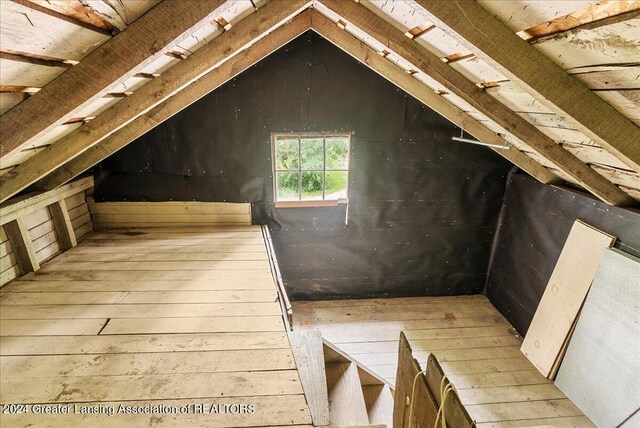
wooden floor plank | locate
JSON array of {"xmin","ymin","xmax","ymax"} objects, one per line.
[
  {"xmin": 18, "ymin": 270, "xmax": 274, "ymax": 281},
  {"xmin": 0, "ymin": 332, "xmax": 290, "ymax": 356},
  {"xmin": 0, "ymin": 290, "xmax": 278, "ymax": 305},
  {"xmin": 348, "ymin": 346, "xmax": 524, "ymax": 365},
  {"xmin": 448, "ymin": 370, "xmax": 551, "ymax": 389},
  {"xmin": 0, "ymin": 395, "xmax": 312, "ymax": 428},
  {"xmin": 57, "ymin": 251, "xmax": 268, "ymax": 261},
  {"xmin": 0, "ymin": 319, "xmax": 106, "ymax": 336},
  {"xmin": 0, "ymin": 302, "xmax": 282, "ymax": 319},
  {"xmin": 100, "ymin": 316, "xmax": 285, "ymax": 335},
  {"xmin": 337, "ymin": 335, "xmax": 522, "ymax": 354},
  {"xmin": 71, "ymin": 243, "xmax": 268, "ymax": 253},
  {"xmin": 475, "ymin": 416, "xmax": 596, "ymax": 427},
  {"xmin": 0, "ymin": 370, "xmax": 303, "ymax": 403},
  {"xmin": 325, "ymin": 326, "xmax": 516, "ymax": 343},
  {"xmin": 40, "ymin": 260, "xmax": 272, "ymax": 271},
  {"xmin": 362, "ymin": 356, "xmax": 533, "ymax": 379},
  {"xmin": 0, "ymin": 278, "xmax": 276, "ymax": 292},
  {"xmin": 457, "ymin": 384, "xmax": 566, "ymax": 405},
  {"xmin": 466, "ymin": 399, "xmax": 584, "ymax": 422},
  {"xmin": 1, "ymin": 349, "xmax": 295, "ymax": 378}
]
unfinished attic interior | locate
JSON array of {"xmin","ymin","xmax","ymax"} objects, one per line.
[{"xmin": 1, "ymin": 1, "xmax": 640, "ymax": 427}]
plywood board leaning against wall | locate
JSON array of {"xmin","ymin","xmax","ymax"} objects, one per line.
[
  {"xmin": 555, "ymin": 248, "xmax": 640, "ymax": 427},
  {"xmin": 520, "ymin": 219, "xmax": 616, "ymax": 378}
]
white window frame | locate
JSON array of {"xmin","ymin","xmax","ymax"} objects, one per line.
[{"xmin": 271, "ymin": 132, "xmax": 351, "ymax": 208}]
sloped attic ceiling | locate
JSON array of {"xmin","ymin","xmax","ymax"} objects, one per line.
[{"xmin": 0, "ymin": 0, "xmax": 638, "ymax": 206}]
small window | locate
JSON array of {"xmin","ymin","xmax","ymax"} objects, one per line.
[{"xmin": 272, "ymin": 132, "xmax": 350, "ymax": 207}]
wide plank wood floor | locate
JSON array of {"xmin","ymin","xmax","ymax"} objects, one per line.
[
  {"xmin": 292, "ymin": 296, "xmax": 596, "ymax": 427},
  {"xmin": 0, "ymin": 226, "xmax": 312, "ymax": 427}
]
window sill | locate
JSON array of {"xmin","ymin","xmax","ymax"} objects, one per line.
[{"xmin": 275, "ymin": 199, "xmax": 348, "ymax": 208}]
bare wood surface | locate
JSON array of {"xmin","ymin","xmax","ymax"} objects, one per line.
[
  {"xmin": 294, "ymin": 294, "xmax": 591, "ymax": 424},
  {"xmin": 319, "ymin": 0, "xmax": 635, "ymax": 206},
  {"xmin": 0, "ymin": 225, "xmax": 313, "ymax": 426},
  {"xmin": 0, "ymin": 0, "xmax": 227, "ymax": 157},
  {"xmin": 417, "ymin": 0, "xmax": 640, "ymax": 174}
]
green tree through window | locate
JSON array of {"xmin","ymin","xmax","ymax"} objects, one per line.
[{"xmin": 273, "ymin": 133, "xmax": 350, "ymax": 203}]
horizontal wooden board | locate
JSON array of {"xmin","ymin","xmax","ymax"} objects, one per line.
[
  {"xmin": 0, "ymin": 57, "xmax": 67, "ymax": 87},
  {"xmin": 89, "ymin": 202, "xmax": 252, "ymax": 228},
  {"xmin": 100, "ymin": 316, "xmax": 285, "ymax": 335},
  {"xmin": 1, "ymin": 348, "xmax": 295, "ymax": 377},
  {"xmin": 65, "ymin": 192, "xmax": 87, "ymax": 210},
  {"xmin": 293, "ymin": 295, "xmax": 487, "ymax": 307},
  {"xmin": 39, "ymin": 259, "xmax": 272, "ymax": 271},
  {"xmin": 0, "ymin": 302, "xmax": 282, "ymax": 319},
  {"xmin": 0, "ymin": 1, "xmax": 109, "ymax": 61},
  {"xmin": 0, "ymin": 264, "xmax": 20, "ymax": 286},
  {"xmin": 89, "ymin": 201, "xmax": 251, "ymax": 214},
  {"xmin": 466, "ymin": 398, "xmax": 584, "ymax": 422},
  {"xmin": 0, "ymin": 289, "xmax": 277, "ymax": 305},
  {"xmin": 349, "ymin": 346, "xmax": 524, "ymax": 365},
  {"xmin": 475, "ymin": 416, "xmax": 595, "ymax": 427},
  {"xmin": 0, "ymin": 370, "xmax": 303, "ymax": 403},
  {"xmin": 0, "ymin": 395, "xmax": 311, "ymax": 428},
  {"xmin": 0, "ymin": 332, "xmax": 290, "ymax": 356},
  {"xmin": 533, "ymin": 17, "xmax": 640, "ymax": 69},
  {"xmin": 18, "ymin": 269, "xmax": 274, "ymax": 281},
  {"xmin": 89, "ymin": 230, "xmax": 263, "ymax": 240},
  {"xmin": 72, "ymin": 243, "xmax": 267, "ymax": 253},
  {"xmin": 55, "ymin": 251, "xmax": 268, "ymax": 262},
  {"xmin": 23, "ymin": 206, "xmax": 52, "ymax": 230},
  {"xmin": 0, "ymin": 319, "xmax": 105, "ymax": 336},
  {"xmin": 306, "ymin": 317, "xmax": 510, "ymax": 338},
  {"xmin": 448, "ymin": 370, "xmax": 551, "ymax": 389},
  {"xmin": 337, "ymin": 335, "xmax": 522, "ymax": 354},
  {"xmin": 457, "ymin": 383, "xmax": 566, "ymax": 405},
  {"xmin": 1, "ymin": 278, "xmax": 275, "ymax": 292}
]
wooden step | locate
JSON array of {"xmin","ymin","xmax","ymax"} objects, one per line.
[
  {"xmin": 362, "ymin": 384, "xmax": 394, "ymax": 427},
  {"xmin": 290, "ymin": 330, "xmax": 330, "ymax": 426},
  {"xmin": 326, "ymin": 362, "xmax": 369, "ymax": 426},
  {"xmin": 323, "ymin": 339, "xmax": 391, "ymax": 387}
]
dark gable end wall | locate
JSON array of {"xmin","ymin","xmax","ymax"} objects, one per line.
[
  {"xmin": 486, "ymin": 172, "xmax": 640, "ymax": 336},
  {"xmin": 94, "ymin": 31, "xmax": 513, "ymax": 300}
]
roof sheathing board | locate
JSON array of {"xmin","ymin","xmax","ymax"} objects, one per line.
[
  {"xmin": 0, "ymin": 1, "xmax": 110, "ymax": 62},
  {"xmin": 477, "ymin": 0, "xmax": 595, "ymax": 32},
  {"xmin": 0, "ymin": 0, "xmax": 260, "ymax": 169}
]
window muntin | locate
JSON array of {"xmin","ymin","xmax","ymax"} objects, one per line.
[{"xmin": 273, "ymin": 133, "xmax": 350, "ymax": 205}]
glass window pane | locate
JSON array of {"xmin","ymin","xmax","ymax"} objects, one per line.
[
  {"xmin": 300, "ymin": 138, "xmax": 324, "ymax": 170},
  {"xmin": 276, "ymin": 171, "xmax": 299, "ymax": 201},
  {"xmin": 325, "ymin": 171, "xmax": 348, "ymax": 200},
  {"xmin": 301, "ymin": 171, "xmax": 323, "ymax": 200},
  {"xmin": 275, "ymin": 138, "xmax": 299, "ymax": 170},
  {"xmin": 325, "ymin": 137, "xmax": 349, "ymax": 169}
]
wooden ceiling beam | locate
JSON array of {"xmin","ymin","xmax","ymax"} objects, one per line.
[
  {"xmin": 36, "ymin": 9, "xmax": 558, "ymax": 192},
  {"xmin": 35, "ymin": 11, "xmax": 313, "ymax": 191},
  {"xmin": 0, "ymin": 0, "xmax": 311, "ymax": 202},
  {"xmin": 414, "ymin": 0, "xmax": 640, "ymax": 174},
  {"xmin": 309, "ymin": 11, "xmax": 558, "ymax": 186},
  {"xmin": 318, "ymin": 0, "xmax": 635, "ymax": 207},
  {"xmin": 0, "ymin": 0, "xmax": 228, "ymax": 158}
]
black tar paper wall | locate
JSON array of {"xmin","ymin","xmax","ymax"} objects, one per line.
[
  {"xmin": 486, "ymin": 172, "xmax": 640, "ymax": 336},
  {"xmin": 95, "ymin": 32, "xmax": 513, "ymax": 300}
]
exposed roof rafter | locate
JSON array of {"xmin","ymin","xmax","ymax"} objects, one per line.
[
  {"xmin": 0, "ymin": 0, "xmax": 312, "ymax": 202},
  {"xmin": 0, "ymin": 0, "xmax": 229, "ymax": 158},
  {"xmin": 318, "ymin": 0, "xmax": 635, "ymax": 207},
  {"xmin": 36, "ymin": 10, "xmax": 314, "ymax": 191},
  {"xmin": 35, "ymin": 9, "xmax": 558, "ymax": 191},
  {"xmin": 414, "ymin": 0, "xmax": 640, "ymax": 174}
]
